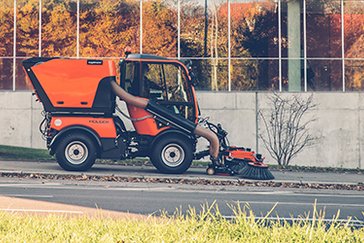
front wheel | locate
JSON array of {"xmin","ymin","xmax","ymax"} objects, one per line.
[
  {"xmin": 150, "ymin": 136, "xmax": 193, "ymax": 174},
  {"xmin": 55, "ymin": 133, "xmax": 98, "ymax": 171}
]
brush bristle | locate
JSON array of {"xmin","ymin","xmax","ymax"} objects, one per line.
[
  {"xmin": 238, "ymin": 164, "xmax": 275, "ymax": 180},
  {"xmin": 230, "ymin": 162, "xmax": 247, "ymax": 174}
]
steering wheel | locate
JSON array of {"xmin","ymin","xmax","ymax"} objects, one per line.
[{"xmin": 198, "ymin": 116, "xmax": 210, "ymax": 124}]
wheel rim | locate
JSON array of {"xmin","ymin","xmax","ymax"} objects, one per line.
[
  {"xmin": 65, "ymin": 141, "xmax": 88, "ymax": 165},
  {"xmin": 161, "ymin": 143, "xmax": 185, "ymax": 167}
]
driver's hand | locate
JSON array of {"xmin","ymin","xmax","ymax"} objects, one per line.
[
  {"xmin": 198, "ymin": 116, "xmax": 210, "ymax": 126},
  {"xmin": 147, "ymin": 79, "xmax": 162, "ymax": 90}
]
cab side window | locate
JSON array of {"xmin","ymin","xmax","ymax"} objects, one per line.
[
  {"xmin": 142, "ymin": 63, "xmax": 190, "ymax": 103},
  {"xmin": 123, "ymin": 62, "xmax": 138, "ymax": 96}
]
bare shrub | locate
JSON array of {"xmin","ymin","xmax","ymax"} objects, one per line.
[{"xmin": 259, "ymin": 93, "xmax": 317, "ymax": 168}]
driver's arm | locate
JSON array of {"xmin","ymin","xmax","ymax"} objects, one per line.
[{"xmin": 111, "ymin": 81, "xmax": 148, "ymax": 108}]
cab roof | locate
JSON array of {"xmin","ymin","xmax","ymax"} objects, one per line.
[{"xmin": 125, "ymin": 54, "xmax": 169, "ymax": 60}]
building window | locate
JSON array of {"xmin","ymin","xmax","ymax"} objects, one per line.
[
  {"xmin": 0, "ymin": 0, "xmax": 14, "ymax": 90},
  {"xmin": 306, "ymin": 0, "xmax": 342, "ymax": 91},
  {"xmin": 142, "ymin": 0, "xmax": 177, "ymax": 57},
  {"xmin": 344, "ymin": 0, "xmax": 364, "ymax": 91},
  {"xmin": 0, "ymin": 58, "xmax": 13, "ymax": 90},
  {"xmin": 42, "ymin": 0, "xmax": 77, "ymax": 57},
  {"xmin": 80, "ymin": 0, "xmax": 140, "ymax": 57},
  {"xmin": 181, "ymin": 0, "xmax": 228, "ymax": 58},
  {"xmin": 230, "ymin": 1, "xmax": 278, "ymax": 91}
]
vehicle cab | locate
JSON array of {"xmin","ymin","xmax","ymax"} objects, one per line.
[{"xmin": 119, "ymin": 54, "xmax": 199, "ymax": 125}]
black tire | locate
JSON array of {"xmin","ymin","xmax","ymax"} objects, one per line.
[
  {"xmin": 150, "ymin": 135, "xmax": 193, "ymax": 174},
  {"xmin": 55, "ymin": 133, "xmax": 98, "ymax": 171}
]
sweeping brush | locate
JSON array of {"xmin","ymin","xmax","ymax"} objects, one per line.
[
  {"xmin": 224, "ymin": 158, "xmax": 248, "ymax": 173},
  {"xmin": 238, "ymin": 162, "xmax": 275, "ymax": 180}
]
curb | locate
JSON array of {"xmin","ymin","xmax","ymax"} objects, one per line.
[{"xmin": 0, "ymin": 171, "xmax": 363, "ymax": 191}]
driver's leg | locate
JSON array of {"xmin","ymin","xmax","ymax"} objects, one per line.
[{"xmin": 194, "ymin": 125, "xmax": 220, "ymax": 162}]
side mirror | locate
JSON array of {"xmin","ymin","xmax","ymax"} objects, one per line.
[
  {"xmin": 181, "ymin": 59, "xmax": 198, "ymax": 86},
  {"xmin": 185, "ymin": 60, "xmax": 198, "ymax": 86},
  {"xmin": 189, "ymin": 71, "xmax": 197, "ymax": 86}
]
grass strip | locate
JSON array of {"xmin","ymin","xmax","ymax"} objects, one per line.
[
  {"xmin": 0, "ymin": 203, "xmax": 362, "ymax": 242},
  {"xmin": 0, "ymin": 145, "xmax": 52, "ymax": 161}
]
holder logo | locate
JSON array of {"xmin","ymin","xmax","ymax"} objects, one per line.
[
  {"xmin": 87, "ymin": 60, "xmax": 103, "ymax": 65},
  {"xmin": 89, "ymin": 120, "xmax": 109, "ymax": 124}
]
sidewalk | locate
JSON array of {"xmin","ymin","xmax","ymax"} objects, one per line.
[
  {"xmin": 0, "ymin": 160, "xmax": 362, "ymax": 186},
  {"xmin": 0, "ymin": 195, "xmax": 145, "ymax": 219}
]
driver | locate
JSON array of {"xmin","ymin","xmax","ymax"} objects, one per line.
[
  {"xmin": 142, "ymin": 63, "xmax": 162, "ymax": 96},
  {"xmin": 110, "ymin": 81, "xmax": 221, "ymax": 164}
]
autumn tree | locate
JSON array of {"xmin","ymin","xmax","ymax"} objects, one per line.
[
  {"xmin": 80, "ymin": 0, "xmax": 139, "ymax": 57},
  {"xmin": 41, "ymin": 0, "xmax": 77, "ymax": 57},
  {"xmin": 0, "ymin": 0, "xmax": 13, "ymax": 57},
  {"xmin": 15, "ymin": 0, "xmax": 40, "ymax": 89},
  {"xmin": 0, "ymin": 0, "xmax": 14, "ymax": 89},
  {"xmin": 142, "ymin": 0, "xmax": 177, "ymax": 57},
  {"xmin": 16, "ymin": 0, "xmax": 39, "ymax": 57}
]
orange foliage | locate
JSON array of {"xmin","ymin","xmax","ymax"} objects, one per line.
[
  {"xmin": 142, "ymin": 0, "xmax": 177, "ymax": 57},
  {"xmin": 219, "ymin": 2, "xmax": 275, "ymax": 21}
]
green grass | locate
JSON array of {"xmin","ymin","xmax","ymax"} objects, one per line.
[
  {"xmin": 0, "ymin": 204, "xmax": 362, "ymax": 242},
  {"xmin": 0, "ymin": 145, "xmax": 52, "ymax": 161}
]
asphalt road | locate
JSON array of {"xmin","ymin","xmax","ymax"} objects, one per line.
[
  {"xmin": 0, "ymin": 177, "xmax": 363, "ymax": 222},
  {"xmin": 0, "ymin": 160, "xmax": 363, "ymax": 223}
]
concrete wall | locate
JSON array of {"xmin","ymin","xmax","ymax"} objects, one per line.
[
  {"xmin": 1, "ymin": 91, "xmax": 363, "ymax": 169},
  {"xmin": 197, "ymin": 92, "xmax": 363, "ymax": 169}
]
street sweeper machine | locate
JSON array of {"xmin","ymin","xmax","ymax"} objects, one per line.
[{"xmin": 22, "ymin": 53, "xmax": 274, "ymax": 180}]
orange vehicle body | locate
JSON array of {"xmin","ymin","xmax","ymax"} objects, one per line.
[
  {"xmin": 227, "ymin": 149, "xmax": 258, "ymax": 162},
  {"xmin": 32, "ymin": 59, "xmax": 116, "ymax": 109},
  {"xmin": 127, "ymin": 105, "xmax": 168, "ymax": 136},
  {"xmin": 49, "ymin": 117, "xmax": 117, "ymax": 138}
]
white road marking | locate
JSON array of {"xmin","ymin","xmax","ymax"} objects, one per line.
[
  {"xmin": 0, "ymin": 184, "xmax": 176, "ymax": 192},
  {"xmin": 222, "ymin": 215, "xmax": 364, "ymax": 224},
  {"xmin": 0, "ymin": 183, "xmax": 363, "ymax": 198},
  {"xmin": 230, "ymin": 201, "xmax": 364, "ymax": 208},
  {"xmin": 0, "ymin": 183, "xmax": 62, "ymax": 187},
  {"xmin": 174, "ymin": 190, "xmax": 364, "ymax": 198},
  {"xmin": 0, "ymin": 208, "xmax": 84, "ymax": 214},
  {"xmin": 2, "ymin": 194, "xmax": 53, "ymax": 198},
  {"xmin": 104, "ymin": 187, "xmax": 175, "ymax": 192}
]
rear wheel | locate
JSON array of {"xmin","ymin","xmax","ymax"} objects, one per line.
[
  {"xmin": 150, "ymin": 136, "xmax": 193, "ymax": 174},
  {"xmin": 55, "ymin": 133, "xmax": 98, "ymax": 171}
]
